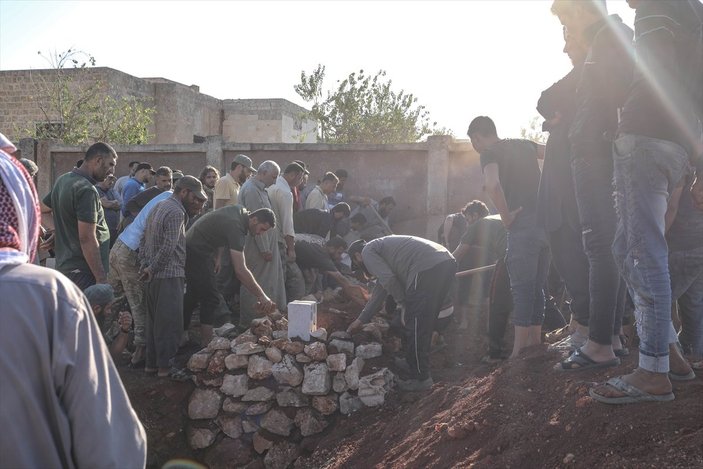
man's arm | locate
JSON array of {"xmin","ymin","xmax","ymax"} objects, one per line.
[
  {"xmin": 348, "ymin": 282, "xmax": 388, "ymax": 332},
  {"xmin": 230, "ymin": 249, "xmax": 276, "ymax": 312},
  {"xmin": 452, "ymin": 242, "xmax": 471, "ymax": 262},
  {"xmin": 692, "ymin": 175, "xmax": 703, "ymax": 211},
  {"xmin": 483, "ymin": 163, "xmax": 521, "ymax": 228},
  {"xmin": 77, "ymin": 221, "xmax": 107, "ymax": 283},
  {"xmin": 99, "ymin": 196, "xmax": 119, "ymax": 210},
  {"xmin": 442, "ymin": 215, "xmax": 454, "ymax": 246},
  {"xmin": 325, "ymin": 270, "xmax": 367, "ymax": 306},
  {"xmin": 121, "ymin": 183, "xmax": 140, "ymax": 213},
  {"xmin": 108, "ymin": 311, "xmax": 132, "ymax": 357}
]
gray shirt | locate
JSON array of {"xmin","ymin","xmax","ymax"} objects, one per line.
[
  {"xmin": 358, "ymin": 235, "xmax": 453, "ymax": 323},
  {"xmin": 0, "ymin": 263, "xmax": 147, "ymax": 469},
  {"xmin": 240, "ymin": 177, "xmax": 276, "ymax": 254}
]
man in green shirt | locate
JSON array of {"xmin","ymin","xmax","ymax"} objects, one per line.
[
  {"xmin": 184, "ymin": 205, "xmax": 278, "ymax": 344},
  {"xmin": 43, "ymin": 142, "xmax": 117, "ymax": 290}
]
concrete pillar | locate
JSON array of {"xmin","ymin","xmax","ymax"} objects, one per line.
[
  {"xmin": 425, "ymin": 135, "xmax": 452, "ymax": 238},
  {"xmin": 18, "ymin": 138, "xmax": 37, "ymax": 162},
  {"xmin": 36, "ymin": 139, "xmax": 58, "ymax": 198},
  {"xmin": 206, "ymin": 135, "xmax": 224, "ymax": 174}
]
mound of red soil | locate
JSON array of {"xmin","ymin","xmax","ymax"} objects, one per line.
[
  {"xmin": 304, "ymin": 343, "xmax": 703, "ymax": 468},
  {"xmin": 122, "ymin": 306, "xmax": 702, "ymax": 468}
]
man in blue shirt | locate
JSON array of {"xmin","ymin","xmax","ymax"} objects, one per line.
[
  {"xmin": 109, "ymin": 184, "xmax": 173, "ymax": 368},
  {"xmin": 121, "ymin": 162, "xmax": 155, "ymax": 217}
]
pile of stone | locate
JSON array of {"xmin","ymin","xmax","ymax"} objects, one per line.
[{"xmin": 185, "ymin": 312, "xmax": 397, "ymax": 469}]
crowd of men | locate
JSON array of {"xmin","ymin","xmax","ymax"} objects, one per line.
[
  {"xmin": 453, "ymin": 0, "xmax": 703, "ymax": 404},
  {"xmin": 0, "ymin": 0, "xmax": 702, "ymax": 465},
  {"xmin": 34, "ymin": 144, "xmax": 398, "ymax": 380}
]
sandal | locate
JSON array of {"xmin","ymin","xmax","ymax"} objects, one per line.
[
  {"xmin": 556, "ymin": 348, "xmax": 620, "ymax": 372},
  {"xmin": 668, "ymin": 370, "xmax": 696, "ymax": 381},
  {"xmin": 589, "ymin": 376, "xmax": 674, "ymax": 404}
]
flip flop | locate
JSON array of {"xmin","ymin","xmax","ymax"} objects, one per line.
[
  {"xmin": 589, "ymin": 376, "xmax": 674, "ymax": 404},
  {"xmin": 668, "ymin": 370, "xmax": 697, "ymax": 381},
  {"xmin": 556, "ymin": 348, "xmax": 620, "ymax": 372}
]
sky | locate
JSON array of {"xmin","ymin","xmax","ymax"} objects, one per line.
[{"xmin": 0, "ymin": 0, "xmax": 635, "ymax": 139}]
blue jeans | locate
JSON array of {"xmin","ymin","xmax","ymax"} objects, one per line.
[
  {"xmin": 670, "ymin": 247, "xmax": 703, "ymax": 359},
  {"xmin": 572, "ymin": 154, "xmax": 627, "ymax": 345},
  {"xmin": 505, "ymin": 214, "xmax": 550, "ymax": 327},
  {"xmin": 612, "ymin": 134, "xmax": 689, "ymax": 373}
]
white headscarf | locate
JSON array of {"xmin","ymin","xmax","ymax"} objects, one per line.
[
  {"xmin": 0, "ymin": 132, "xmax": 17, "ymax": 154},
  {"xmin": 0, "ymin": 149, "xmax": 40, "ymax": 267}
]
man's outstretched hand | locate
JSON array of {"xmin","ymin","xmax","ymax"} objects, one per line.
[{"xmin": 346, "ymin": 319, "xmax": 363, "ymax": 334}]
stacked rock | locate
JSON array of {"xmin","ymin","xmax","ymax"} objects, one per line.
[{"xmin": 185, "ymin": 313, "xmax": 396, "ymax": 469}]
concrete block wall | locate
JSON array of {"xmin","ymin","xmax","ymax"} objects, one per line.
[{"xmin": 30, "ymin": 136, "xmax": 486, "ymax": 239}]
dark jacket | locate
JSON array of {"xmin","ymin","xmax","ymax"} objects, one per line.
[
  {"xmin": 536, "ymin": 66, "xmax": 582, "ymax": 233},
  {"xmin": 569, "ymin": 15, "xmax": 634, "ymax": 159}
]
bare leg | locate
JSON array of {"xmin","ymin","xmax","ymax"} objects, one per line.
[
  {"xmin": 669, "ymin": 343, "xmax": 693, "ymax": 376},
  {"xmin": 130, "ymin": 345, "xmax": 145, "ymax": 365},
  {"xmin": 528, "ymin": 325, "xmax": 542, "ymax": 346},
  {"xmin": 510, "ymin": 326, "xmax": 531, "ymax": 359},
  {"xmin": 579, "ymin": 339, "xmax": 616, "ymax": 362}
]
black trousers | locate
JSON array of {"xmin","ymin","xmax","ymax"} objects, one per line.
[
  {"xmin": 183, "ymin": 246, "xmax": 220, "ymax": 328},
  {"xmin": 488, "ymin": 257, "xmax": 512, "ymax": 358},
  {"xmin": 146, "ymin": 277, "xmax": 184, "ymax": 369},
  {"xmin": 403, "ymin": 259, "xmax": 457, "ymax": 380},
  {"xmin": 65, "ymin": 269, "xmax": 96, "ymax": 291}
]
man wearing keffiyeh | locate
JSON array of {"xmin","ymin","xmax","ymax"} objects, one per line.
[{"xmin": 0, "ymin": 145, "xmax": 147, "ymax": 468}]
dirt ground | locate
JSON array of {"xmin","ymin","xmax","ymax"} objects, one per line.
[{"xmin": 121, "ymin": 307, "xmax": 703, "ymax": 469}]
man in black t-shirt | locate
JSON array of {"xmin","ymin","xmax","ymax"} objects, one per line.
[
  {"xmin": 295, "ymin": 235, "xmax": 367, "ymax": 305},
  {"xmin": 184, "ymin": 206, "xmax": 277, "ymax": 345},
  {"xmin": 468, "ymin": 116, "xmax": 550, "ymax": 359}
]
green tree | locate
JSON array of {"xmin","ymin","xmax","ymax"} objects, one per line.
[
  {"xmin": 294, "ymin": 65, "xmax": 448, "ymax": 144},
  {"xmin": 17, "ymin": 49, "xmax": 155, "ymax": 145},
  {"xmin": 519, "ymin": 116, "xmax": 548, "ymax": 144}
]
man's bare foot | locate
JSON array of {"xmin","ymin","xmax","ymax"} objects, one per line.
[
  {"xmin": 580, "ymin": 340, "xmax": 617, "ymax": 363},
  {"xmin": 591, "ymin": 368, "xmax": 672, "ymax": 399},
  {"xmin": 669, "ymin": 343, "xmax": 694, "ymax": 377},
  {"xmin": 130, "ymin": 345, "xmax": 145, "ymax": 366}
]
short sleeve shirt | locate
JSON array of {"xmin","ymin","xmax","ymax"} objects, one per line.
[
  {"xmin": 213, "ymin": 174, "xmax": 240, "ymax": 207},
  {"xmin": 43, "ymin": 170, "xmax": 110, "ymax": 275},
  {"xmin": 460, "ymin": 215, "xmax": 507, "ymax": 261},
  {"xmin": 479, "ymin": 139, "xmax": 541, "ymax": 215},
  {"xmin": 186, "ymin": 205, "xmax": 249, "ymax": 254},
  {"xmin": 294, "ymin": 209, "xmax": 332, "ymax": 238},
  {"xmin": 295, "ymin": 240, "xmax": 337, "ymax": 272}
]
